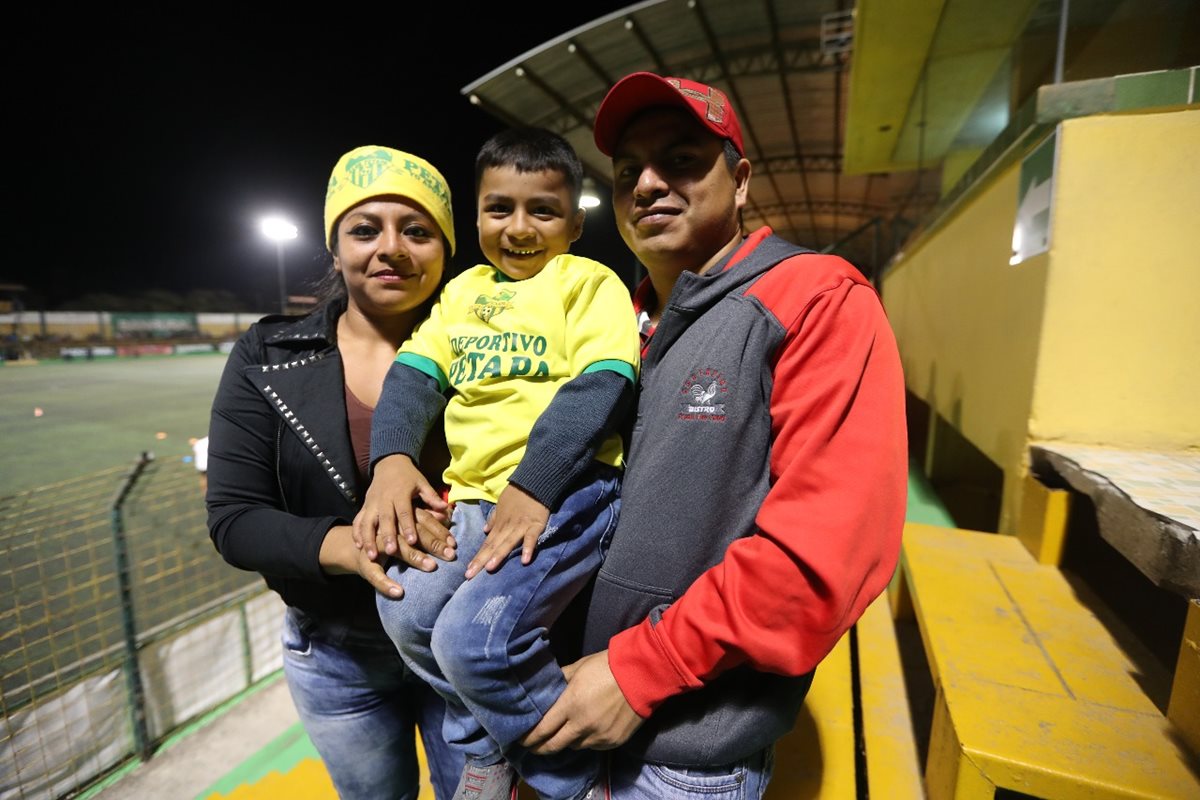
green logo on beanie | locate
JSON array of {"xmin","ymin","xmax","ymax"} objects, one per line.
[{"xmin": 345, "ymin": 149, "xmax": 393, "ymax": 189}]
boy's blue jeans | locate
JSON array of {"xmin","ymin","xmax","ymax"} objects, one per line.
[{"xmin": 378, "ymin": 467, "xmax": 620, "ymax": 800}]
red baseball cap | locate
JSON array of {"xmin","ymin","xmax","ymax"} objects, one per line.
[{"xmin": 593, "ymin": 72, "xmax": 745, "ymax": 158}]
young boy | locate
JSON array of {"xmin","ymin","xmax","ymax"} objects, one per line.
[{"xmin": 362, "ymin": 128, "xmax": 638, "ymax": 800}]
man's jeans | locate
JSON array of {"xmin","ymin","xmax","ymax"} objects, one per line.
[
  {"xmin": 281, "ymin": 607, "xmax": 463, "ymax": 800},
  {"xmin": 378, "ymin": 468, "xmax": 620, "ymax": 800},
  {"xmin": 607, "ymin": 746, "xmax": 775, "ymax": 799}
]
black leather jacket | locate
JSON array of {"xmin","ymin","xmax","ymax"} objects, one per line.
[{"xmin": 206, "ymin": 299, "xmax": 383, "ymax": 634}]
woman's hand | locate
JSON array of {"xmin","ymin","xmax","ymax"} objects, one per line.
[
  {"xmin": 353, "ymin": 454, "xmax": 452, "ymax": 560},
  {"xmin": 321, "ymin": 521, "xmax": 453, "ymax": 598},
  {"xmin": 466, "ymin": 484, "xmax": 549, "ymax": 579}
]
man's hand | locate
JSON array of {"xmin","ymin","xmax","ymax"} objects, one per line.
[
  {"xmin": 465, "ymin": 484, "xmax": 548, "ymax": 579},
  {"xmin": 353, "ymin": 454, "xmax": 451, "ymax": 559},
  {"xmin": 521, "ymin": 650, "xmax": 644, "ymax": 753}
]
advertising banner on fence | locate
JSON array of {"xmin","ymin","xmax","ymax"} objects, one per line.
[
  {"xmin": 111, "ymin": 313, "xmax": 198, "ymax": 338},
  {"xmin": 173, "ymin": 343, "xmax": 217, "ymax": 355},
  {"xmin": 116, "ymin": 344, "xmax": 174, "ymax": 357}
]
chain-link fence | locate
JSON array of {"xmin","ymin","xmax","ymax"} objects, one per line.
[{"xmin": 1, "ymin": 455, "xmax": 283, "ymax": 800}]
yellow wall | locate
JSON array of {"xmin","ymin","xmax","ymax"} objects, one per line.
[
  {"xmin": 882, "ymin": 160, "xmax": 1050, "ymax": 532},
  {"xmin": 940, "ymin": 147, "xmax": 985, "ymax": 196},
  {"xmin": 883, "ymin": 108, "xmax": 1199, "ymax": 534},
  {"xmin": 1033, "ymin": 110, "xmax": 1200, "ymax": 448}
]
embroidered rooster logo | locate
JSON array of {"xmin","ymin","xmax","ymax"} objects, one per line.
[
  {"xmin": 690, "ymin": 381, "xmax": 718, "ymax": 405},
  {"xmin": 678, "ymin": 368, "xmax": 728, "ymax": 421},
  {"xmin": 471, "ymin": 289, "xmax": 516, "ymax": 322}
]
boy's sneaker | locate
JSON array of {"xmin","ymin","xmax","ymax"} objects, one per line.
[{"xmin": 452, "ymin": 760, "xmax": 517, "ymax": 800}]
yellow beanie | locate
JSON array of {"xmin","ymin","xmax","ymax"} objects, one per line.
[{"xmin": 324, "ymin": 146, "xmax": 456, "ymax": 255}]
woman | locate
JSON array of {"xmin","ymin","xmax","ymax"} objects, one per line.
[{"xmin": 206, "ymin": 145, "xmax": 462, "ymax": 800}]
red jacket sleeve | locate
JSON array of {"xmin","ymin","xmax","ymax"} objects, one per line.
[{"xmin": 608, "ymin": 270, "xmax": 908, "ymax": 716}]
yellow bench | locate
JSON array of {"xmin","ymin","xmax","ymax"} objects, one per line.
[
  {"xmin": 893, "ymin": 522, "xmax": 1199, "ymax": 799},
  {"xmin": 765, "ymin": 631, "xmax": 857, "ymax": 798},
  {"xmin": 765, "ymin": 593, "xmax": 924, "ymax": 799},
  {"xmin": 858, "ymin": 593, "xmax": 926, "ymax": 799}
]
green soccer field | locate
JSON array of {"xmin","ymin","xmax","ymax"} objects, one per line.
[{"xmin": 0, "ymin": 354, "xmax": 229, "ymax": 494}]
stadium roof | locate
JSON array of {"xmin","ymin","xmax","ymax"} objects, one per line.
[{"xmin": 460, "ymin": 0, "xmax": 941, "ymax": 273}]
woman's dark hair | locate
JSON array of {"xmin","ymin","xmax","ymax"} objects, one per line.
[
  {"xmin": 310, "ymin": 255, "xmax": 348, "ymax": 309},
  {"xmin": 474, "ymin": 128, "xmax": 584, "ymax": 208}
]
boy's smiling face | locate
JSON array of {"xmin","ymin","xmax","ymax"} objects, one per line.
[{"xmin": 477, "ymin": 165, "xmax": 584, "ymax": 280}]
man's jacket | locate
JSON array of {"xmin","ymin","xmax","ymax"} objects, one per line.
[{"xmin": 583, "ymin": 229, "xmax": 908, "ymax": 765}]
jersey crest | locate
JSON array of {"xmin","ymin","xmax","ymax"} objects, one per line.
[{"xmin": 471, "ymin": 288, "xmax": 516, "ymax": 322}]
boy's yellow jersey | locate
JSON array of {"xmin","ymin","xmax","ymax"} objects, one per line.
[{"xmin": 396, "ymin": 254, "xmax": 639, "ymax": 503}]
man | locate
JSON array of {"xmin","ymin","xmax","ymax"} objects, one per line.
[{"xmin": 523, "ymin": 72, "xmax": 908, "ymax": 797}]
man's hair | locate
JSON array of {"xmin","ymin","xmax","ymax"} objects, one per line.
[
  {"xmin": 721, "ymin": 139, "xmax": 746, "ymax": 232},
  {"xmin": 722, "ymin": 140, "xmax": 742, "ymax": 173},
  {"xmin": 475, "ymin": 128, "xmax": 584, "ymax": 208}
]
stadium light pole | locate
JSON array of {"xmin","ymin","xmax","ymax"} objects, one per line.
[{"xmin": 260, "ymin": 216, "xmax": 298, "ymax": 314}]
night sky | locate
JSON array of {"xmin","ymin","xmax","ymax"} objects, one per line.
[{"xmin": 10, "ymin": 6, "xmax": 637, "ymax": 310}]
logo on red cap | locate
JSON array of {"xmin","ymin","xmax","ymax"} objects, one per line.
[
  {"xmin": 593, "ymin": 71, "xmax": 746, "ymax": 157},
  {"xmin": 666, "ymin": 79, "xmax": 729, "ymax": 125}
]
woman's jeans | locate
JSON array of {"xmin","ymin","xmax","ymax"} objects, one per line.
[
  {"xmin": 378, "ymin": 468, "xmax": 620, "ymax": 800},
  {"xmin": 281, "ymin": 607, "xmax": 463, "ymax": 800}
]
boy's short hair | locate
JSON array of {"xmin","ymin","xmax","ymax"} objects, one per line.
[{"xmin": 475, "ymin": 128, "xmax": 584, "ymax": 208}]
